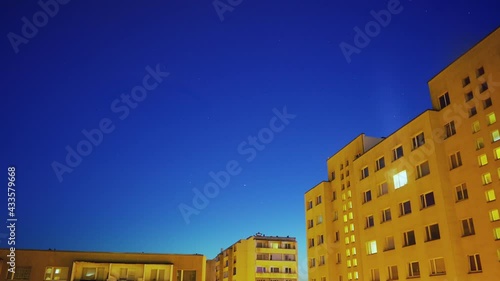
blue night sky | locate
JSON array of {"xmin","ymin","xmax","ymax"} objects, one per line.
[{"xmin": 1, "ymin": 0, "xmax": 499, "ymax": 279}]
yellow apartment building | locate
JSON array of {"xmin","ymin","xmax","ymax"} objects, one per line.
[
  {"xmin": 305, "ymin": 27, "xmax": 500, "ymax": 281},
  {"xmin": 0, "ymin": 249, "xmax": 206, "ymax": 281},
  {"xmin": 213, "ymin": 234, "xmax": 298, "ymax": 281}
]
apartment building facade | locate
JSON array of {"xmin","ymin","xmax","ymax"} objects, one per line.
[
  {"xmin": 214, "ymin": 234, "xmax": 298, "ymax": 281},
  {"xmin": 0, "ymin": 249, "xmax": 206, "ymax": 281},
  {"xmin": 305, "ymin": 27, "xmax": 500, "ymax": 281}
]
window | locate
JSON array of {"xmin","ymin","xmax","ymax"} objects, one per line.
[
  {"xmin": 319, "ymin": 255, "xmax": 325, "ymax": 265},
  {"xmin": 393, "ymin": 146, "xmax": 404, "ymax": 161},
  {"xmin": 45, "ymin": 267, "xmax": 69, "ymax": 281},
  {"xmin": 468, "ymin": 254, "xmax": 482, "ymax": 272},
  {"xmin": 465, "ymin": 91, "xmax": 474, "ymax": 101},
  {"xmin": 425, "ymin": 224, "xmax": 440, "ymax": 241},
  {"xmin": 385, "ymin": 236, "xmax": 395, "ymax": 251},
  {"xmin": 387, "ymin": 266, "xmax": 398, "ymax": 280},
  {"xmin": 412, "ymin": 132, "xmax": 425, "ymax": 150},
  {"xmin": 361, "ymin": 167, "xmax": 369, "ymax": 179},
  {"xmin": 7, "ymin": 267, "xmax": 31, "ymax": 280},
  {"xmin": 473, "ymin": 121, "xmax": 480, "ymax": 133},
  {"xmin": 82, "ymin": 268, "xmax": 105, "ymax": 281},
  {"xmin": 362, "ymin": 190, "xmax": 372, "ymax": 204},
  {"xmin": 376, "ymin": 157, "xmax": 385, "ymax": 171},
  {"xmin": 493, "ymin": 130, "xmax": 500, "ymax": 142},
  {"xmin": 450, "ymin": 151, "xmax": 462, "ymax": 169},
  {"xmin": 352, "ymin": 247, "xmax": 357, "ymax": 255},
  {"xmin": 316, "ymin": 195, "xmax": 322, "ymax": 205},
  {"xmin": 469, "ymin": 106, "xmax": 477, "ymax": 117},
  {"xmin": 232, "ymin": 268, "xmax": 236, "ymax": 275},
  {"xmin": 381, "ymin": 208, "xmax": 392, "ymax": 223},
  {"xmin": 307, "ymin": 219, "xmax": 313, "ymax": 228},
  {"xmin": 150, "ymin": 269, "xmax": 166, "ymax": 281},
  {"xmin": 483, "ymin": 97, "xmax": 493, "ymax": 109},
  {"xmin": 403, "ymin": 230, "xmax": 416, "ymax": 247},
  {"xmin": 476, "ymin": 138, "xmax": 484, "ymax": 150},
  {"xmin": 463, "ymin": 76, "xmax": 471, "ymax": 87},
  {"xmin": 438, "ymin": 92, "xmax": 450, "ymax": 109},
  {"xmin": 420, "ymin": 192, "xmax": 435, "ymax": 209},
  {"xmin": 370, "ymin": 269, "xmax": 380, "ymax": 281},
  {"xmin": 480, "ymin": 82, "xmax": 489, "ymax": 93},
  {"xmin": 332, "ymin": 191, "xmax": 337, "ymax": 201},
  {"xmin": 494, "ymin": 228, "xmax": 500, "ymax": 240},
  {"xmin": 318, "ymin": 235, "xmax": 324, "ymax": 245},
  {"xmin": 335, "ymin": 231, "xmax": 340, "ymax": 242},
  {"xmin": 378, "ymin": 182, "xmax": 388, "ymax": 196},
  {"xmin": 462, "ymin": 218, "xmax": 475, "ymax": 236},
  {"xmin": 482, "ymin": 172, "xmax": 492, "ymax": 185},
  {"xmin": 366, "ymin": 240, "xmax": 377, "ymax": 255},
  {"xmin": 310, "ymin": 258, "xmax": 316, "ymax": 268},
  {"xmin": 486, "ymin": 189, "xmax": 496, "ymax": 202},
  {"xmin": 476, "ymin": 66, "xmax": 485, "ymax": 77},
  {"xmin": 445, "ymin": 121, "xmax": 456, "ymax": 138},
  {"xmin": 416, "ymin": 161, "xmax": 430, "ymax": 178},
  {"xmin": 393, "ymin": 170, "xmax": 408, "ymax": 189},
  {"xmin": 336, "ymin": 253, "xmax": 341, "ymax": 264},
  {"xmin": 365, "ymin": 215, "xmax": 374, "ymax": 229},
  {"xmin": 399, "ymin": 201, "xmax": 412, "ymax": 216},
  {"xmin": 308, "ymin": 238, "xmax": 315, "ymax": 248},
  {"xmin": 429, "ymin": 258, "xmax": 446, "ymax": 275},
  {"xmin": 333, "ymin": 210, "xmax": 338, "ymax": 221},
  {"xmin": 488, "ymin": 113, "xmax": 496, "ymax": 125},
  {"xmin": 317, "ymin": 215, "xmax": 323, "ymax": 224},
  {"xmin": 455, "ymin": 183, "xmax": 468, "ymax": 201},
  {"xmin": 489, "ymin": 209, "xmax": 500, "ymax": 221},
  {"xmin": 408, "ymin": 262, "xmax": 420, "ymax": 277},
  {"xmin": 306, "ymin": 201, "xmax": 313, "ymax": 210},
  {"xmin": 331, "ymin": 171, "xmax": 336, "ymax": 180}
]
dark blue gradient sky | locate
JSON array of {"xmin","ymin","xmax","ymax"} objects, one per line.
[{"xmin": 1, "ymin": 0, "xmax": 499, "ymax": 279}]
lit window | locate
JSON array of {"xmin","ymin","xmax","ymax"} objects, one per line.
[
  {"xmin": 468, "ymin": 254, "xmax": 482, "ymax": 272},
  {"xmin": 362, "ymin": 190, "xmax": 372, "ymax": 204},
  {"xmin": 366, "ymin": 240, "xmax": 377, "ymax": 255},
  {"xmin": 376, "ymin": 157, "xmax": 385, "ymax": 171},
  {"xmin": 343, "ymin": 215, "xmax": 348, "ymax": 222},
  {"xmin": 350, "ymin": 234, "xmax": 355, "ymax": 242},
  {"xmin": 45, "ymin": 267, "xmax": 69, "ymax": 281},
  {"xmin": 350, "ymin": 223, "xmax": 355, "ymax": 232},
  {"xmin": 462, "ymin": 218, "xmax": 475, "ymax": 236},
  {"xmin": 425, "ymin": 224, "xmax": 440, "ymax": 241},
  {"xmin": 478, "ymin": 154, "xmax": 488, "ymax": 166},
  {"xmin": 361, "ymin": 166, "xmax": 369, "ymax": 180},
  {"xmin": 486, "ymin": 189, "xmax": 496, "ymax": 202},
  {"xmin": 438, "ymin": 92, "xmax": 450, "ymax": 109},
  {"xmin": 429, "ymin": 258, "xmax": 446, "ymax": 275},
  {"xmin": 393, "ymin": 146, "xmax": 404, "ymax": 161},
  {"xmin": 317, "ymin": 215, "xmax": 323, "ymax": 224},
  {"xmin": 482, "ymin": 172, "xmax": 492, "ymax": 185},
  {"xmin": 344, "ymin": 225, "xmax": 349, "ymax": 234},
  {"xmin": 408, "ymin": 261, "xmax": 420, "ymax": 277},
  {"xmin": 495, "ymin": 147, "xmax": 500, "ymax": 159},
  {"xmin": 399, "ymin": 200, "xmax": 412, "ymax": 216},
  {"xmin": 445, "ymin": 121, "xmax": 456, "ymax": 138},
  {"xmin": 492, "ymin": 130, "xmax": 500, "ymax": 142},
  {"xmin": 352, "ymin": 247, "xmax": 356, "ymax": 255},
  {"xmin": 488, "ymin": 113, "xmax": 497, "ymax": 125},
  {"xmin": 346, "ymin": 249, "xmax": 351, "ymax": 256},
  {"xmin": 489, "ymin": 209, "xmax": 500, "ymax": 222},
  {"xmin": 412, "ymin": 132, "xmax": 425, "ymax": 150},
  {"xmin": 416, "ymin": 161, "xmax": 430, "ymax": 179},
  {"xmin": 347, "ymin": 260, "xmax": 351, "ymax": 268},
  {"xmin": 393, "ymin": 170, "xmax": 408, "ymax": 189},
  {"xmin": 450, "ymin": 151, "xmax": 462, "ymax": 169},
  {"xmin": 494, "ymin": 228, "xmax": 500, "ymax": 240},
  {"xmin": 349, "ymin": 212, "xmax": 354, "ymax": 220},
  {"xmin": 345, "ymin": 237, "xmax": 350, "ymax": 245},
  {"xmin": 455, "ymin": 183, "xmax": 468, "ymax": 202},
  {"xmin": 472, "ymin": 121, "xmax": 480, "ymax": 133},
  {"xmin": 403, "ymin": 230, "xmax": 416, "ymax": 246},
  {"xmin": 420, "ymin": 192, "xmax": 435, "ymax": 209},
  {"xmin": 476, "ymin": 66, "xmax": 485, "ymax": 77}
]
